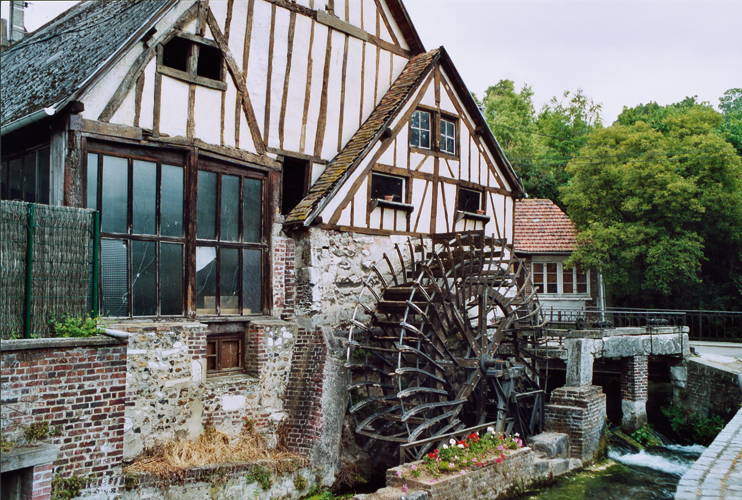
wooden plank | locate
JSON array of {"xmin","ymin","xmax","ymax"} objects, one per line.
[
  {"xmin": 153, "ymin": 70, "xmax": 162, "ymax": 137},
  {"xmin": 412, "ymin": 179, "xmax": 429, "ymax": 233},
  {"xmin": 71, "ymin": 117, "xmax": 143, "ymax": 140},
  {"xmin": 367, "ymin": 34, "xmax": 410, "ymax": 58},
  {"xmin": 220, "ymin": 82, "xmax": 226, "ymax": 146},
  {"xmin": 266, "ymin": 146, "xmax": 327, "ymax": 164},
  {"xmin": 133, "ymin": 72, "xmax": 145, "ymax": 128},
  {"xmin": 337, "ymin": 35, "xmax": 350, "ymax": 152},
  {"xmin": 313, "ymin": 27, "xmax": 334, "ymax": 158},
  {"xmin": 372, "ymin": 0, "xmax": 400, "ymax": 46},
  {"xmin": 299, "ymin": 19, "xmax": 316, "ymax": 153},
  {"xmin": 196, "ymin": 0, "xmax": 209, "ymax": 36},
  {"xmin": 234, "ymin": 91, "xmax": 242, "ymax": 148},
  {"xmin": 358, "ymin": 40, "xmax": 366, "ymax": 128},
  {"xmin": 488, "ymin": 191, "xmax": 501, "ymax": 239},
  {"xmin": 224, "ymin": 0, "xmax": 234, "ymax": 41},
  {"xmin": 430, "ymin": 157, "xmax": 439, "ymax": 231},
  {"xmin": 243, "ymin": 0, "xmax": 255, "ymax": 74},
  {"xmin": 263, "ymin": 0, "xmax": 316, "ymax": 18},
  {"xmin": 264, "ymin": 4, "xmax": 277, "ymax": 146},
  {"xmin": 279, "ymin": 11, "xmax": 297, "ymax": 150},
  {"xmin": 316, "ymin": 9, "xmax": 368, "ymax": 41},
  {"xmin": 206, "ymin": 9, "xmax": 266, "ymax": 154},
  {"xmin": 98, "ymin": 2, "xmax": 199, "ymax": 122},
  {"xmin": 156, "ymin": 64, "xmax": 228, "ymax": 91}
]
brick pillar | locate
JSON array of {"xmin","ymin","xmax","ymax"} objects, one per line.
[
  {"xmin": 621, "ymin": 355, "xmax": 648, "ymax": 434},
  {"xmin": 545, "ymin": 385, "xmax": 606, "ymax": 464},
  {"xmin": 20, "ymin": 463, "xmax": 54, "ymax": 500}
]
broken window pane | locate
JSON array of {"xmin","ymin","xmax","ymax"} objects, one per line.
[
  {"xmin": 161, "ymin": 164, "xmax": 183, "ymax": 237},
  {"xmin": 133, "ymin": 160, "xmax": 157, "ymax": 235},
  {"xmin": 160, "ymin": 243, "xmax": 183, "ymax": 315},
  {"xmin": 243, "ymin": 249, "xmax": 262, "ymax": 314},
  {"xmin": 197, "ymin": 171, "xmax": 217, "ymax": 240},
  {"xmin": 220, "ymin": 248, "xmax": 239, "ymax": 314},
  {"xmin": 101, "ymin": 239, "xmax": 128, "ymax": 316},
  {"xmin": 196, "ymin": 246, "xmax": 217, "ymax": 314},
  {"xmin": 221, "ymin": 174, "xmax": 239, "ymax": 242},
  {"xmin": 102, "ymin": 155, "xmax": 128, "ymax": 234},
  {"xmin": 132, "ymin": 240, "xmax": 156, "ymax": 316}
]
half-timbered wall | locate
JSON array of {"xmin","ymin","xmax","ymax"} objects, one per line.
[
  {"xmin": 84, "ymin": 0, "xmax": 412, "ymax": 165},
  {"xmin": 317, "ymin": 62, "xmax": 516, "ymax": 242}
]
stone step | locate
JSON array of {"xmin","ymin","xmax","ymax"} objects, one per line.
[{"xmin": 530, "ymin": 432, "xmax": 570, "ymax": 459}]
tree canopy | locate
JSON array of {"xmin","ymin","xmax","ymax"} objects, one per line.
[{"xmin": 561, "ymin": 101, "xmax": 742, "ymax": 309}]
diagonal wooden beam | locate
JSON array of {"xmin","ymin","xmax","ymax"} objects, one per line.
[{"xmin": 206, "ymin": 8, "xmax": 266, "ymax": 154}]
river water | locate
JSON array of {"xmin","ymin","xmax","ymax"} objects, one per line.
[{"xmin": 514, "ymin": 443, "xmax": 705, "ymax": 500}]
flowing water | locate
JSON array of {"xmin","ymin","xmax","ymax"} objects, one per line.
[{"xmin": 513, "ymin": 443, "xmax": 705, "ymax": 500}]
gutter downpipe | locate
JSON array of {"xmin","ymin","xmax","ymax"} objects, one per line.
[
  {"xmin": 1, "ymin": 106, "xmax": 57, "ymax": 136},
  {"xmin": 598, "ymin": 268, "xmax": 606, "ymax": 322},
  {"xmin": 101, "ymin": 328, "xmax": 130, "ymax": 340}
]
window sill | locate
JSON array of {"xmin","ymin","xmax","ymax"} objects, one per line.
[
  {"xmin": 538, "ymin": 294, "xmax": 591, "ymax": 300},
  {"xmin": 410, "ymin": 146, "xmax": 459, "ymax": 160},
  {"xmin": 205, "ymin": 372, "xmax": 257, "ymax": 387},
  {"xmin": 369, "ymin": 199, "xmax": 415, "ymax": 213},
  {"xmin": 157, "ymin": 65, "xmax": 227, "ymax": 91},
  {"xmin": 455, "ymin": 210, "xmax": 490, "ymax": 223}
]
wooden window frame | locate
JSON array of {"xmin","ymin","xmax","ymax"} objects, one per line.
[
  {"xmin": 0, "ymin": 145, "xmax": 51, "ymax": 204},
  {"xmin": 440, "ymin": 117, "xmax": 456, "ymax": 155},
  {"xmin": 409, "ymin": 107, "xmax": 459, "ymax": 159},
  {"xmin": 532, "ymin": 260, "xmax": 590, "ymax": 296},
  {"xmin": 156, "ymin": 33, "xmax": 227, "ymax": 91},
  {"xmin": 368, "ymin": 170, "xmax": 414, "ymax": 214},
  {"xmin": 206, "ymin": 333, "xmax": 245, "ymax": 375},
  {"xmin": 85, "ymin": 141, "xmax": 269, "ymax": 318}
]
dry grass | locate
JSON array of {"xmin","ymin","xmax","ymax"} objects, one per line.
[{"xmin": 125, "ymin": 421, "xmax": 304, "ymax": 478}]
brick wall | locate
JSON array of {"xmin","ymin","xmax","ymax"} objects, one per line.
[
  {"xmin": 683, "ymin": 359, "xmax": 742, "ymax": 420},
  {"xmin": 544, "ymin": 385, "xmax": 606, "ymax": 464},
  {"xmin": 283, "ymin": 327, "xmax": 328, "ymax": 455},
  {"xmin": 273, "ymin": 236, "xmax": 297, "ymax": 319},
  {"xmin": 1, "ymin": 337, "xmax": 127, "ymax": 498},
  {"xmin": 621, "ymin": 355, "xmax": 648, "ymax": 402}
]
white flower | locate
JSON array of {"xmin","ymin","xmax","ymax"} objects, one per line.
[
  {"xmin": 457, "ymin": 444, "xmax": 465, "ymax": 449},
  {"xmin": 442, "ymin": 444, "xmax": 449, "ymax": 449},
  {"xmin": 514, "ymin": 433, "xmax": 520, "ymax": 437},
  {"xmin": 487, "ymin": 427, "xmax": 495, "ymax": 434},
  {"xmin": 449, "ymin": 438, "xmax": 456, "ymax": 446}
]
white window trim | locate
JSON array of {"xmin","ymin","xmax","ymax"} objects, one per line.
[
  {"xmin": 441, "ymin": 118, "xmax": 456, "ymax": 155},
  {"xmin": 410, "ymin": 110, "xmax": 432, "ymax": 150},
  {"xmin": 531, "ymin": 258, "xmax": 590, "ymax": 297}
]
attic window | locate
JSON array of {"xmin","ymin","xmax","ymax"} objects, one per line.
[
  {"xmin": 457, "ymin": 188, "xmax": 481, "ymax": 213},
  {"xmin": 371, "ymin": 173, "xmax": 404, "ymax": 203},
  {"xmin": 158, "ymin": 35, "xmax": 226, "ymax": 91}
]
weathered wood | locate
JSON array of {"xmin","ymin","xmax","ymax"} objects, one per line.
[
  {"xmin": 97, "ymin": 1, "xmax": 199, "ymax": 123},
  {"xmin": 279, "ymin": 11, "xmax": 297, "ymax": 150},
  {"xmin": 71, "ymin": 117, "xmax": 143, "ymax": 140},
  {"xmin": 359, "ymin": 40, "xmax": 366, "ymax": 128},
  {"xmin": 266, "ymin": 147, "xmax": 327, "ymax": 164},
  {"xmin": 373, "ymin": 0, "xmax": 400, "ymax": 46},
  {"xmin": 337, "ymin": 35, "xmax": 350, "ymax": 152},
  {"xmin": 264, "ymin": 4, "xmax": 277, "ymax": 146},
  {"xmin": 153, "ymin": 70, "xmax": 162, "ymax": 137},
  {"xmin": 133, "ymin": 73, "xmax": 145, "ymax": 128},
  {"xmin": 313, "ymin": 28, "xmax": 333, "ymax": 158},
  {"xmin": 412, "ymin": 179, "xmax": 429, "ymax": 233},
  {"xmin": 206, "ymin": 9, "xmax": 266, "ymax": 154},
  {"xmin": 488, "ymin": 191, "xmax": 501, "ymax": 239},
  {"xmin": 156, "ymin": 64, "xmax": 228, "ymax": 91},
  {"xmin": 299, "ymin": 19, "xmax": 315, "ymax": 153},
  {"xmin": 234, "ymin": 91, "xmax": 242, "ymax": 148},
  {"xmin": 242, "ymin": 0, "xmax": 255, "ymax": 74},
  {"xmin": 224, "ymin": 0, "xmax": 234, "ymax": 41},
  {"xmin": 316, "ymin": 9, "xmax": 367, "ymax": 41}
]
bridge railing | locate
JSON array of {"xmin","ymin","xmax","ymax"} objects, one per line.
[{"xmin": 541, "ymin": 306, "xmax": 742, "ymax": 343}]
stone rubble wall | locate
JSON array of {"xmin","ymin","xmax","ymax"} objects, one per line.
[
  {"xmin": 0, "ymin": 337, "xmax": 128, "ymax": 499},
  {"xmin": 111, "ymin": 318, "xmax": 299, "ymax": 460}
]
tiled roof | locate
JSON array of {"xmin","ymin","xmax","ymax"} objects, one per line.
[
  {"xmin": 513, "ymin": 199, "xmax": 577, "ymax": 253},
  {"xmin": 285, "ymin": 48, "xmax": 440, "ymax": 225},
  {"xmin": 1, "ymin": 1, "xmax": 170, "ymax": 127}
]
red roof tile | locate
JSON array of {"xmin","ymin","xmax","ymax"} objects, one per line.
[{"xmin": 513, "ymin": 199, "xmax": 576, "ymax": 253}]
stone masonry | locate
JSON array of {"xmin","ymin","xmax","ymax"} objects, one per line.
[
  {"xmin": 621, "ymin": 355, "xmax": 648, "ymax": 433},
  {"xmin": 544, "ymin": 385, "xmax": 606, "ymax": 464}
]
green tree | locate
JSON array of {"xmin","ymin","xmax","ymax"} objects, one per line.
[
  {"xmin": 719, "ymin": 88, "xmax": 742, "ymax": 155},
  {"xmin": 535, "ymin": 89, "xmax": 603, "ymax": 205},
  {"xmin": 562, "ymin": 104, "xmax": 742, "ymax": 309}
]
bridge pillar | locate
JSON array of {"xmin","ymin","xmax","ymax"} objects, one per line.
[
  {"xmin": 545, "ymin": 385, "xmax": 606, "ymax": 463},
  {"xmin": 621, "ymin": 355, "xmax": 648, "ymax": 433}
]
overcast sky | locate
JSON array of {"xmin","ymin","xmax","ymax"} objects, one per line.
[{"xmin": 3, "ymin": 0, "xmax": 741, "ymax": 124}]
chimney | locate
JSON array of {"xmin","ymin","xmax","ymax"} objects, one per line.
[{"xmin": 9, "ymin": 0, "xmax": 26, "ymax": 43}]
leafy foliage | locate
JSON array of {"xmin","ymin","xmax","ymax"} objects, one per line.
[
  {"xmin": 52, "ymin": 314, "xmax": 102, "ymax": 337},
  {"xmin": 562, "ymin": 101, "xmax": 742, "ymax": 308},
  {"xmin": 24, "ymin": 421, "xmax": 49, "ymax": 442},
  {"xmin": 661, "ymin": 402, "xmax": 725, "ymax": 446},
  {"xmin": 51, "ymin": 474, "xmax": 89, "ymax": 500}
]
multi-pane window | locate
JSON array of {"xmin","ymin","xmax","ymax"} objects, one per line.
[
  {"xmin": 1, "ymin": 147, "xmax": 50, "ymax": 203},
  {"xmin": 440, "ymin": 118, "xmax": 456, "ymax": 155},
  {"xmin": 87, "ymin": 144, "xmax": 266, "ymax": 318},
  {"xmin": 206, "ymin": 334, "xmax": 244, "ymax": 374},
  {"xmin": 371, "ymin": 173, "xmax": 405, "ymax": 203},
  {"xmin": 532, "ymin": 262, "xmax": 589, "ymax": 295},
  {"xmin": 410, "ymin": 110, "xmax": 431, "ymax": 149}
]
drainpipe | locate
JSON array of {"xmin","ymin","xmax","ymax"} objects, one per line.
[
  {"xmin": 598, "ymin": 268, "xmax": 606, "ymax": 322},
  {"xmin": 1, "ymin": 106, "xmax": 57, "ymax": 136},
  {"xmin": 100, "ymin": 328, "xmax": 130, "ymax": 340}
]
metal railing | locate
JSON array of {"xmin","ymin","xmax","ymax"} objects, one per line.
[{"xmin": 541, "ymin": 306, "xmax": 742, "ymax": 343}]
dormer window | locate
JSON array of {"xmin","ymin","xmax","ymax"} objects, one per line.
[
  {"xmin": 158, "ymin": 34, "xmax": 226, "ymax": 91},
  {"xmin": 410, "ymin": 109, "xmax": 458, "ymax": 157},
  {"xmin": 441, "ymin": 118, "xmax": 456, "ymax": 155}
]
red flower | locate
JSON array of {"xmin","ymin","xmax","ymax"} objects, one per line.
[
  {"xmin": 500, "ymin": 453, "xmax": 505, "ymax": 459},
  {"xmin": 457, "ymin": 439, "xmax": 470, "ymax": 449},
  {"xmin": 496, "ymin": 458, "xmax": 502, "ymax": 464},
  {"xmin": 477, "ymin": 461, "xmax": 483, "ymax": 467}
]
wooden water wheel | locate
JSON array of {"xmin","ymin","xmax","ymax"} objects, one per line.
[{"xmin": 346, "ymin": 231, "xmax": 547, "ymax": 464}]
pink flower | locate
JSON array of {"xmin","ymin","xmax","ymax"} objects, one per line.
[
  {"xmin": 498, "ymin": 445, "xmax": 504, "ymax": 451},
  {"xmin": 411, "ymin": 464, "xmax": 417, "ymax": 471},
  {"xmin": 460, "ymin": 470, "xmax": 465, "ymax": 475},
  {"xmin": 449, "ymin": 462, "xmax": 455, "ymax": 468},
  {"xmin": 402, "ymin": 484, "xmax": 408, "ymax": 493},
  {"xmin": 396, "ymin": 471, "xmax": 402, "ymax": 477},
  {"xmin": 429, "ymin": 480, "xmax": 436, "ymax": 484}
]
